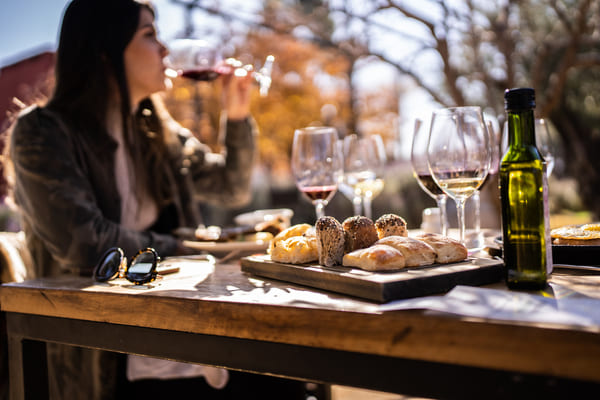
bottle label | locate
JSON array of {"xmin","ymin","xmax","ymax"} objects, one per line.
[{"xmin": 542, "ymin": 162, "xmax": 553, "ymax": 275}]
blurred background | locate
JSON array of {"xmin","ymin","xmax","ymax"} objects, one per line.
[{"xmin": 1, "ymin": 0, "xmax": 599, "ymax": 232}]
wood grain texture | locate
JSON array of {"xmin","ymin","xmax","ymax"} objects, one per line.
[{"xmin": 1, "ymin": 262, "xmax": 600, "ymax": 382}]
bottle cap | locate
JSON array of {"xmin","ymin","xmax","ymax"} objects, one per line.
[{"xmin": 504, "ymin": 88, "xmax": 535, "ymax": 111}]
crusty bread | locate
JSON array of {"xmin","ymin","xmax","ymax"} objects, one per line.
[
  {"xmin": 342, "ymin": 216, "xmax": 379, "ymax": 253},
  {"xmin": 342, "ymin": 244, "xmax": 406, "ymax": 271},
  {"xmin": 413, "ymin": 233, "xmax": 468, "ymax": 263},
  {"xmin": 315, "ymin": 216, "xmax": 345, "ymax": 266},
  {"xmin": 375, "ymin": 214, "xmax": 408, "ymax": 239},
  {"xmin": 269, "ymin": 224, "xmax": 318, "ymax": 264},
  {"xmin": 269, "ymin": 235, "xmax": 318, "ymax": 264},
  {"xmin": 551, "ymin": 224, "xmax": 600, "ymax": 246},
  {"xmin": 375, "ymin": 236, "xmax": 436, "ymax": 267}
]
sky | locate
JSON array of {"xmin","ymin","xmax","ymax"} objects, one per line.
[{"xmin": 0, "ymin": 0, "xmax": 185, "ymax": 66}]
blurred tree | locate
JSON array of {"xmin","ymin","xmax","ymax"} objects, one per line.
[{"xmin": 167, "ymin": 0, "xmax": 600, "ymax": 219}]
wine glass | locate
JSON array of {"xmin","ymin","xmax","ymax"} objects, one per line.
[
  {"xmin": 411, "ymin": 118, "xmax": 449, "ymax": 236},
  {"xmin": 165, "ymin": 38, "xmax": 275, "ymax": 96},
  {"xmin": 535, "ymin": 118, "xmax": 555, "ymax": 177},
  {"xmin": 341, "ymin": 134, "xmax": 386, "ymax": 219},
  {"xmin": 502, "ymin": 118, "xmax": 554, "ymax": 178},
  {"xmin": 360, "ymin": 134, "xmax": 386, "ymax": 220},
  {"xmin": 340, "ymin": 135, "xmax": 365, "ymax": 216},
  {"xmin": 291, "ymin": 127, "xmax": 343, "ymax": 220},
  {"xmin": 470, "ymin": 117, "xmax": 501, "ymax": 235},
  {"xmin": 410, "ymin": 118, "xmax": 448, "ymax": 236},
  {"xmin": 427, "ymin": 106, "xmax": 490, "ymax": 244}
]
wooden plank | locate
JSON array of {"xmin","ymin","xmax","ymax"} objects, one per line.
[
  {"xmin": 241, "ymin": 255, "xmax": 504, "ymax": 302},
  {"xmin": 2, "ymin": 264, "xmax": 600, "ymax": 382}
]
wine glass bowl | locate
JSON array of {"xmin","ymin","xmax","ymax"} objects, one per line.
[
  {"xmin": 291, "ymin": 127, "xmax": 342, "ymax": 220},
  {"xmin": 411, "ymin": 118, "xmax": 449, "ymax": 236},
  {"xmin": 165, "ymin": 38, "xmax": 275, "ymax": 96},
  {"xmin": 535, "ymin": 118, "xmax": 555, "ymax": 177},
  {"xmin": 341, "ymin": 134, "xmax": 386, "ymax": 219},
  {"xmin": 427, "ymin": 106, "xmax": 490, "ymax": 244}
]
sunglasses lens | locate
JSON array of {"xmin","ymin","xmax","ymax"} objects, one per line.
[
  {"xmin": 126, "ymin": 248, "xmax": 158, "ymax": 284},
  {"xmin": 93, "ymin": 248, "xmax": 122, "ymax": 282}
]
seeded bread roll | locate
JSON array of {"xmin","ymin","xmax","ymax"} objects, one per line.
[
  {"xmin": 342, "ymin": 244, "xmax": 406, "ymax": 271},
  {"xmin": 414, "ymin": 233, "xmax": 468, "ymax": 263},
  {"xmin": 375, "ymin": 235, "xmax": 436, "ymax": 267},
  {"xmin": 342, "ymin": 216, "xmax": 379, "ymax": 253},
  {"xmin": 315, "ymin": 216, "xmax": 345, "ymax": 266},
  {"xmin": 375, "ymin": 214, "xmax": 408, "ymax": 239}
]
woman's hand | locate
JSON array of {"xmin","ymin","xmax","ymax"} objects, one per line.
[{"xmin": 220, "ymin": 59, "xmax": 254, "ymax": 121}]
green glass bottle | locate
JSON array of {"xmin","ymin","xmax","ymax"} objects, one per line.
[{"xmin": 500, "ymin": 88, "xmax": 551, "ymax": 290}]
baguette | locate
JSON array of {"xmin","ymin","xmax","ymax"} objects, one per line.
[
  {"xmin": 342, "ymin": 244, "xmax": 406, "ymax": 271},
  {"xmin": 375, "ymin": 235, "xmax": 436, "ymax": 267},
  {"xmin": 413, "ymin": 233, "xmax": 468, "ymax": 263}
]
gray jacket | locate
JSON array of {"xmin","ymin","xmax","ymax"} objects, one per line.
[{"xmin": 9, "ymin": 106, "xmax": 255, "ymax": 277}]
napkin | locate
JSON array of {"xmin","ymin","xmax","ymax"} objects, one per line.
[{"xmin": 126, "ymin": 355, "xmax": 229, "ymax": 389}]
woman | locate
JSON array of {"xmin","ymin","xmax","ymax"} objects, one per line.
[{"xmin": 4, "ymin": 0, "xmax": 305, "ymax": 398}]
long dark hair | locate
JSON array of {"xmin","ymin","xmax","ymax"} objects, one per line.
[{"xmin": 48, "ymin": 0, "xmax": 173, "ymax": 208}]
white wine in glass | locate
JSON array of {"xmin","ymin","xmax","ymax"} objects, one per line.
[
  {"xmin": 341, "ymin": 134, "xmax": 385, "ymax": 219},
  {"xmin": 427, "ymin": 107, "xmax": 490, "ymax": 244},
  {"xmin": 291, "ymin": 127, "xmax": 343, "ymax": 220}
]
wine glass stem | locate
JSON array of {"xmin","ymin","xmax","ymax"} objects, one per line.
[
  {"xmin": 352, "ymin": 196, "xmax": 362, "ymax": 216},
  {"xmin": 436, "ymin": 195, "xmax": 448, "ymax": 237},
  {"xmin": 473, "ymin": 190, "xmax": 481, "ymax": 233},
  {"xmin": 363, "ymin": 195, "xmax": 372, "ymax": 219},
  {"xmin": 456, "ymin": 198, "xmax": 467, "ymax": 244},
  {"xmin": 315, "ymin": 201, "xmax": 326, "ymax": 220}
]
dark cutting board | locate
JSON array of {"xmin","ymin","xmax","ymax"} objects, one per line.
[{"xmin": 241, "ymin": 255, "xmax": 504, "ymax": 303}]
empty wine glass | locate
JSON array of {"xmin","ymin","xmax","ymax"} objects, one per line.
[
  {"xmin": 411, "ymin": 118, "xmax": 449, "ymax": 236},
  {"xmin": 471, "ymin": 117, "xmax": 501, "ymax": 235},
  {"xmin": 291, "ymin": 127, "xmax": 343, "ymax": 220},
  {"xmin": 502, "ymin": 118, "xmax": 554, "ymax": 178},
  {"xmin": 535, "ymin": 118, "xmax": 555, "ymax": 177},
  {"xmin": 427, "ymin": 106, "xmax": 490, "ymax": 244},
  {"xmin": 165, "ymin": 38, "xmax": 275, "ymax": 96}
]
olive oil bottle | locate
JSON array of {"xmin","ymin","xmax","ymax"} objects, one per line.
[{"xmin": 500, "ymin": 88, "xmax": 551, "ymax": 290}]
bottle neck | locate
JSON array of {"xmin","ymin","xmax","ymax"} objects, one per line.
[{"xmin": 506, "ymin": 109, "xmax": 536, "ymax": 148}]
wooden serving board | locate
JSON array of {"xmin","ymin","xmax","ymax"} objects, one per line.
[{"xmin": 241, "ymin": 255, "xmax": 504, "ymax": 303}]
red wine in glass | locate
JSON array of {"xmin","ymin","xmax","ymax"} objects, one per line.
[
  {"xmin": 180, "ymin": 68, "xmax": 221, "ymax": 81},
  {"xmin": 416, "ymin": 174, "xmax": 445, "ymax": 197},
  {"xmin": 300, "ymin": 185, "xmax": 337, "ymax": 202}
]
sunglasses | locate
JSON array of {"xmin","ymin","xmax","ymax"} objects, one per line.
[{"xmin": 93, "ymin": 247, "xmax": 160, "ymax": 285}]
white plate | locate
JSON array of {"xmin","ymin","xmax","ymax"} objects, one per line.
[
  {"xmin": 234, "ymin": 208, "xmax": 293, "ymax": 226},
  {"xmin": 182, "ymin": 239, "xmax": 269, "ymax": 252}
]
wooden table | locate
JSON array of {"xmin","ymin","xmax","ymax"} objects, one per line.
[{"xmin": 1, "ymin": 260, "xmax": 600, "ymax": 399}]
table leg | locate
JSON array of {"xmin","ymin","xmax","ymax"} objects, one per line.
[{"xmin": 7, "ymin": 329, "xmax": 48, "ymax": 399}]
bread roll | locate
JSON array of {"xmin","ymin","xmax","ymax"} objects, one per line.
[
  {"xmin": 414, "ymin": 233, "xmax": 468, "ymax": 263},
  {"xmin": 315, "ymin": 216, "xmax": 345, "ymax": 267},
  {"xmin": 269, "ymin": 224, "xmax": 318, "ymax": 264},
  {"xmin": 269, "ymin": 235, "xmax": 318, "ymax": 264},
  {"xmin": 375, "ymin": 214, "xmax": 408, "ymax": 239},
  {"xmin": 342, "ymin": 244, "xmax": 406, "ymax": 271},
  {"xmin": 375, "ymin": 236, "xmax": 436, "ymax": 267},
  {"xmin": 342, "ymin": 216, "xmax": 379, "ymax": 253}
]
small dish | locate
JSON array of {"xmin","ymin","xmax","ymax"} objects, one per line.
[{"xmin": 234, "ymin": 208, "xmax": 293, "ymax": 228}]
